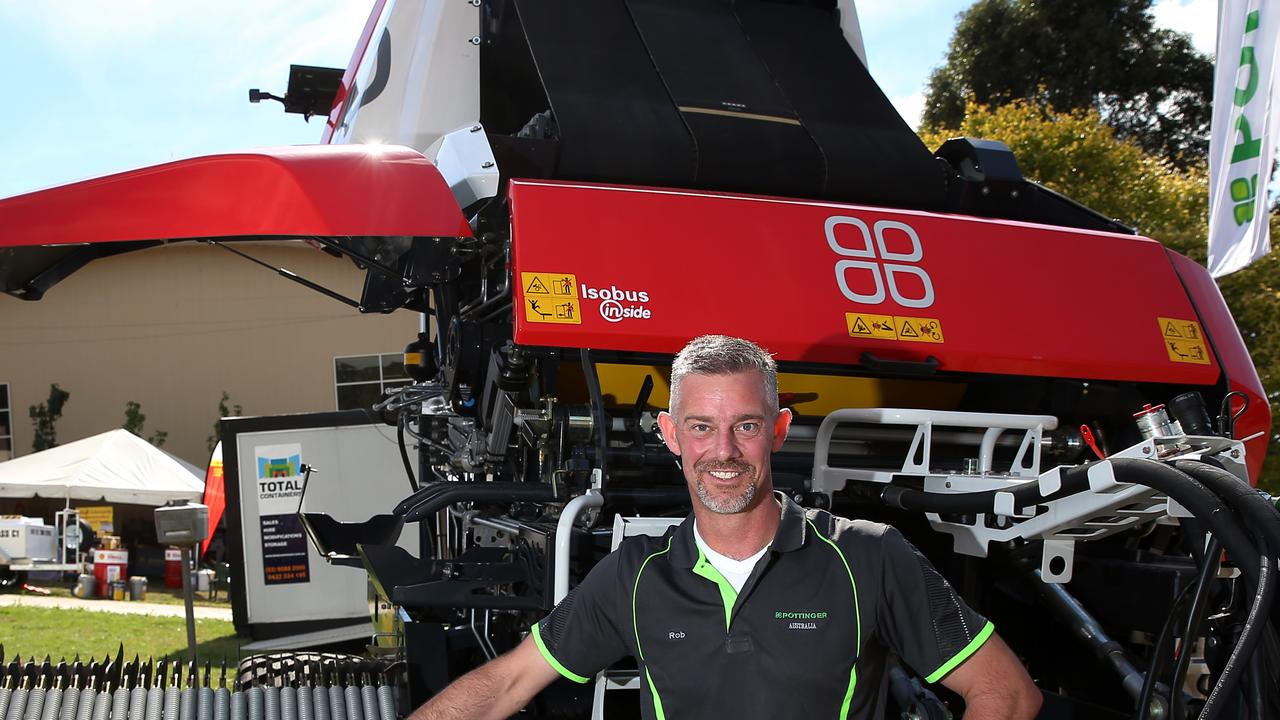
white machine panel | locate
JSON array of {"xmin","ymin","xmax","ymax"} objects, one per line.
[{"xmin": 231, "ymin": 421, "xmax": 419, "ymax": 628}]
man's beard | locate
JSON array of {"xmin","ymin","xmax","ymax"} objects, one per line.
[{"xmin": 692, "ymin": 460, "xmax": 758, "ymax": 514}]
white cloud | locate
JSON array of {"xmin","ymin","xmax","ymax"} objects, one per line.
[
  {"xmin": 892, "ymin": 92, "xmax": 926, "ymax": 130},
  {"xmin": 1151, "ymin": 0, "xmax": 1217, "ymax": 56}
]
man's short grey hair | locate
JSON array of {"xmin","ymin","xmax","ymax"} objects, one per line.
[{"xmin": 668, "ymin": 335, "xmax": 779, "ymax": 417}]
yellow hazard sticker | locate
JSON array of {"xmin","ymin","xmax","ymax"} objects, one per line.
[
  {"xmin": 846, "ymin": 313, "xmax": 944, "ymax": 343},
  {"xmin": 522, "ymin": 272, "xmax": 581, "ymax": 325},
  {"xmin": 1158, "ymin": 316, "xmax": 1209, "ymax": 364}
]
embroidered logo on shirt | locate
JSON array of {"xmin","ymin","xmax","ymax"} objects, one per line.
[{"xmin": 775, "ymin": 610, "xmax": 827, "ymax": 630}]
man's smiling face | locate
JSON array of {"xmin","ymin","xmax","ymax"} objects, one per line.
[{"xmin": 658, "ymin": 370, "xmax": 791, "ymax": 515}]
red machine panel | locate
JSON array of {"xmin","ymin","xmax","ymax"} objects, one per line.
[
  {"xmin": 510, "ymin": 180, "xmax": 1220, "ymax": 386},
  {"xmin": 0, "ymin": 144, "xmax": 471, "ymax": 248}
]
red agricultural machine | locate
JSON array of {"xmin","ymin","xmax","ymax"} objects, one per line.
[{"xmin": 2, "ymin": 1, "xmax": 1278, "ymax": 718}]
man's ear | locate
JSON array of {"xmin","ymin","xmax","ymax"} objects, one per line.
[
  {"xmin": 657, "ymin": 411, "xmax": 681, "ymax": 455},
  {"xmin": 771, "ymin": 408, "xmax": 792, "ymax": 452}
]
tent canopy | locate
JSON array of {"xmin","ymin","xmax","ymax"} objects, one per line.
[{"xmin": 0, "ymin": 429, "xmax": 204, "ymax": 505}]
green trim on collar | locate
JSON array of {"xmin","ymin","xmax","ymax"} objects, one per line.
[
  {"xmin": 530, "ymin": 623, "xmax": 590, "ymax": 683},
  {"xmin": 925, "ymin": 620, "xmax": 995, "ymax": 684},
  {"xmin": 692, "ymin": 546, "xmax": 739, "ymax": 631}
]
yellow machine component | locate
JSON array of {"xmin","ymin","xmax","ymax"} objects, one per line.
[{"xmin": 587, "ymin": 363, "xmax": 965, "ymax": 417}]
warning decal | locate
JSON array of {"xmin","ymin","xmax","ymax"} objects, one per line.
[
  {"xmin": 846, "ymin": 313, "xmax": 944, "ymax": 344},
  {"xmin": 522, "ymin": 272, "xmax": 582, "ymax": 325},
  {"xmin": 1157, "ymin": 317, "xmax": 1210, "ymax": 365}
]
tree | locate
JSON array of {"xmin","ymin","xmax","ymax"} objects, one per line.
[
  {"xmin": 207, "ymin": 391, "xmax": 243, "ymax": 452},
  {"xmin": 922, "ymin": 0, "xmax": 1212, "ymax": 167},
  {"xmin": 29, "ymin": 383, "xmax": 70, "ymax": 451},
  {"xmin": 920, "ymin": 100, "xmax": 1280, "ymax": 491},
  {"xmin": 122, "ymin": 400, "xmax": 168, "ymax": 447}
]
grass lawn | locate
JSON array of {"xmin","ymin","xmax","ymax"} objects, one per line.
[
  {"xmin": 20, "ymin": 580, "xmax": 231, "ymax": 609},
  {"xmin": 0, "ymin": 606, "xmax": 247, "ymax": 664}
]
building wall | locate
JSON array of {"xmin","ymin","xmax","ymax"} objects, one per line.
[{"xmin": 0, "ymin": 241, "xmax": 420, "ymax": 466}]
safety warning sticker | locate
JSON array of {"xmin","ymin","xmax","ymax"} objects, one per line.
[
  {"xmin": 1157, "ymin": 316, "xmax": 1209, "ymax": 364},
  {"xmin": 522, "ymin": 272, "xmax": 582, "ymax": 324},
  {"xmin": 845, "ymin": 313, "xmax": 944, "ymax": 343}
]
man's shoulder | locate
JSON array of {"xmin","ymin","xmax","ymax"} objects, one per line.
[
  {"xmin": 802, "ymin": 506, "xmax": 896, "ymax": 551},
  {"xmin": 608, "ymin": 523, "xmax": 683, "ymax": 567}
]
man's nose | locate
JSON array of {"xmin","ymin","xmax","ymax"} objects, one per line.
[{"xmin": 713, "ymin": 427, "xmax": 741, "ymax": 460}]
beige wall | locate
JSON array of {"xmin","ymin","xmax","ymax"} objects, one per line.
[{"xmin": 0, "ymin": 241, "xmax": 420, "ymax": 467}]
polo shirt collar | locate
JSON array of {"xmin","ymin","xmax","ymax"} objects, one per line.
[{"xmin": 669, "ymin": 491, "xmax": 809, "ymax": 569}]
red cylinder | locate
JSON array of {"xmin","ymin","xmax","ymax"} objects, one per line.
[
  {"xmin": 164, "ymin": 547, "xmax": 183, "ymax": 589},
  {"xmin": 92, "ymin": 549, "xmax": 129, "ymax": 598}
]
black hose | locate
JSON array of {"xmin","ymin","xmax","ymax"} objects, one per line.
[
  {"xmin": 400, "ymin": 483, "xmax": 556, "ymax": 522},
  {"xmin": 1137, "ymin": 581, "xmax": 1197, "ymax": 720},
  {"xmin": 396, "ymin": 414, "xmax": 418, "ymax": 493},
  {"xmin": 1175, "ymin": 460, "xmax": 1280, "ymax": 580},
  {"xmin": 1201, "ymin": 537, "xmax": 1274, "ymax": 720},
  {"xmin": 883, "ymin": 459, "xmax": 1262, "ymax": 587},
  {"xmin": 580, "ymin": 348, "xmax": 609, "ymax": 486},
  {"xmin": 1169, "ymin": 536, "xmax": 1223, "ymax": 719}
]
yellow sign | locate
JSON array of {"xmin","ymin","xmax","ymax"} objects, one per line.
[
  {"xmin": 522, "ymin": 272, "xmax": 582, "ymax": 324},
  {"xmin": 846, "ymin": 313, "xmax": 944, "ymax": 344},
  {"xmin": 79, "ymin": 506, "xmax": 114, "ymax": 533},
  {"xmin": 1157, "ymin": 317, "xmax": 1210, "ymax": 364}
]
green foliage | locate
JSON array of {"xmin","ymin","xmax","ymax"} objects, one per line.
[
  {"xmin": 122, "ymin": 400, "xmax": 168, "ymax": 447},
  {"xmin": 207, "ymin": 391, "xmax": 244, "ymax": 452},
  {"xmin": 921, "ymin": 101, "xmax": 1280, "ymax": 490},
  {"xmin": 29, "ymin": 383, "xmax": 70, "ymax": 452},
  {"xmin": 922, "ymin": 0, "xmax": 1212, "ymax": 167}
]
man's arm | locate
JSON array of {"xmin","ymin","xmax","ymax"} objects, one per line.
[
  {"xmin": 408, "ymin": 636, "xmax": 562, "ymax": 720},
  {"xmin": 940, "ymin": 633, "xmax": 1041, "ymax": 720}
]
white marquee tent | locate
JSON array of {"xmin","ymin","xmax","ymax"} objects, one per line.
[{"xmin": 0, "ymin": 429, "xmax": 204, "ymax": 506}]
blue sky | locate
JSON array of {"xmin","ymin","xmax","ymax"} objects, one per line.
[{"xmin": 0, "ymin": 0, "xmax": 1214, "ymax": 200}]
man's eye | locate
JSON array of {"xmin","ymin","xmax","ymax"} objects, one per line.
[
  {"xmin": 737, "ymin": 423, "xmax": 759, "ymax": 435},
  {"xmin": 690, "ymin": 424, "xmax": 710, "ymax": 433}
]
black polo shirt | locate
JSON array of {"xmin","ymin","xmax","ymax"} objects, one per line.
[{"xmin": 531, "ymin": 495, "xmax": 993, "ymax": 719}]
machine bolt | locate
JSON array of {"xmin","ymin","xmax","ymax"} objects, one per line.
[
  {"xmin": 469, "ymin": 36, "xmax": 481, "ymax": 45},
  {"xmin": 1231, "ymin": 449, "xmax": 1241, "ymax": 459},
  {"xmin": 469, "ymin": 0, "xmax": 481, "ymax": 5},
  {"xmin": 481, "ymin": 161, "xmax": 494, "ymax": 168},
  {"xmin": 470, "ymin": 125, "xmax": 482, "ymax": 133}
]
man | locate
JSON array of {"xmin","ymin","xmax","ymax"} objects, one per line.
[{"xmin": 412, "ymin": 335, "xmax": 1041, "ymax": 719}]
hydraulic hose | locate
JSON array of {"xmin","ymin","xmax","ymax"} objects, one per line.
[
  {"xmin": 1201, "ymin": 538, "xmax": 1275, "ymax": 720},
  {"xmin": 884, "ymin": 459, "xmax": 1263, "ymax": 588},
  {"xmin": 399, "ymin": 483, "xmax": 555, "ymax": 523},
  {"xmin": 1169, "ymin": 537, "xmax": 1223, "ymax": 720}
]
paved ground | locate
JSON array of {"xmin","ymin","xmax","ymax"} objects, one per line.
[{"xmin": 0, "ymin": 593, "xmax": 233, "ymax": 620}]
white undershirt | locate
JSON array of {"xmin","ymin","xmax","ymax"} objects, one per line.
[{"xmin": 693, "ymin": 521, "xmax": 771, "ymax": 593}]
